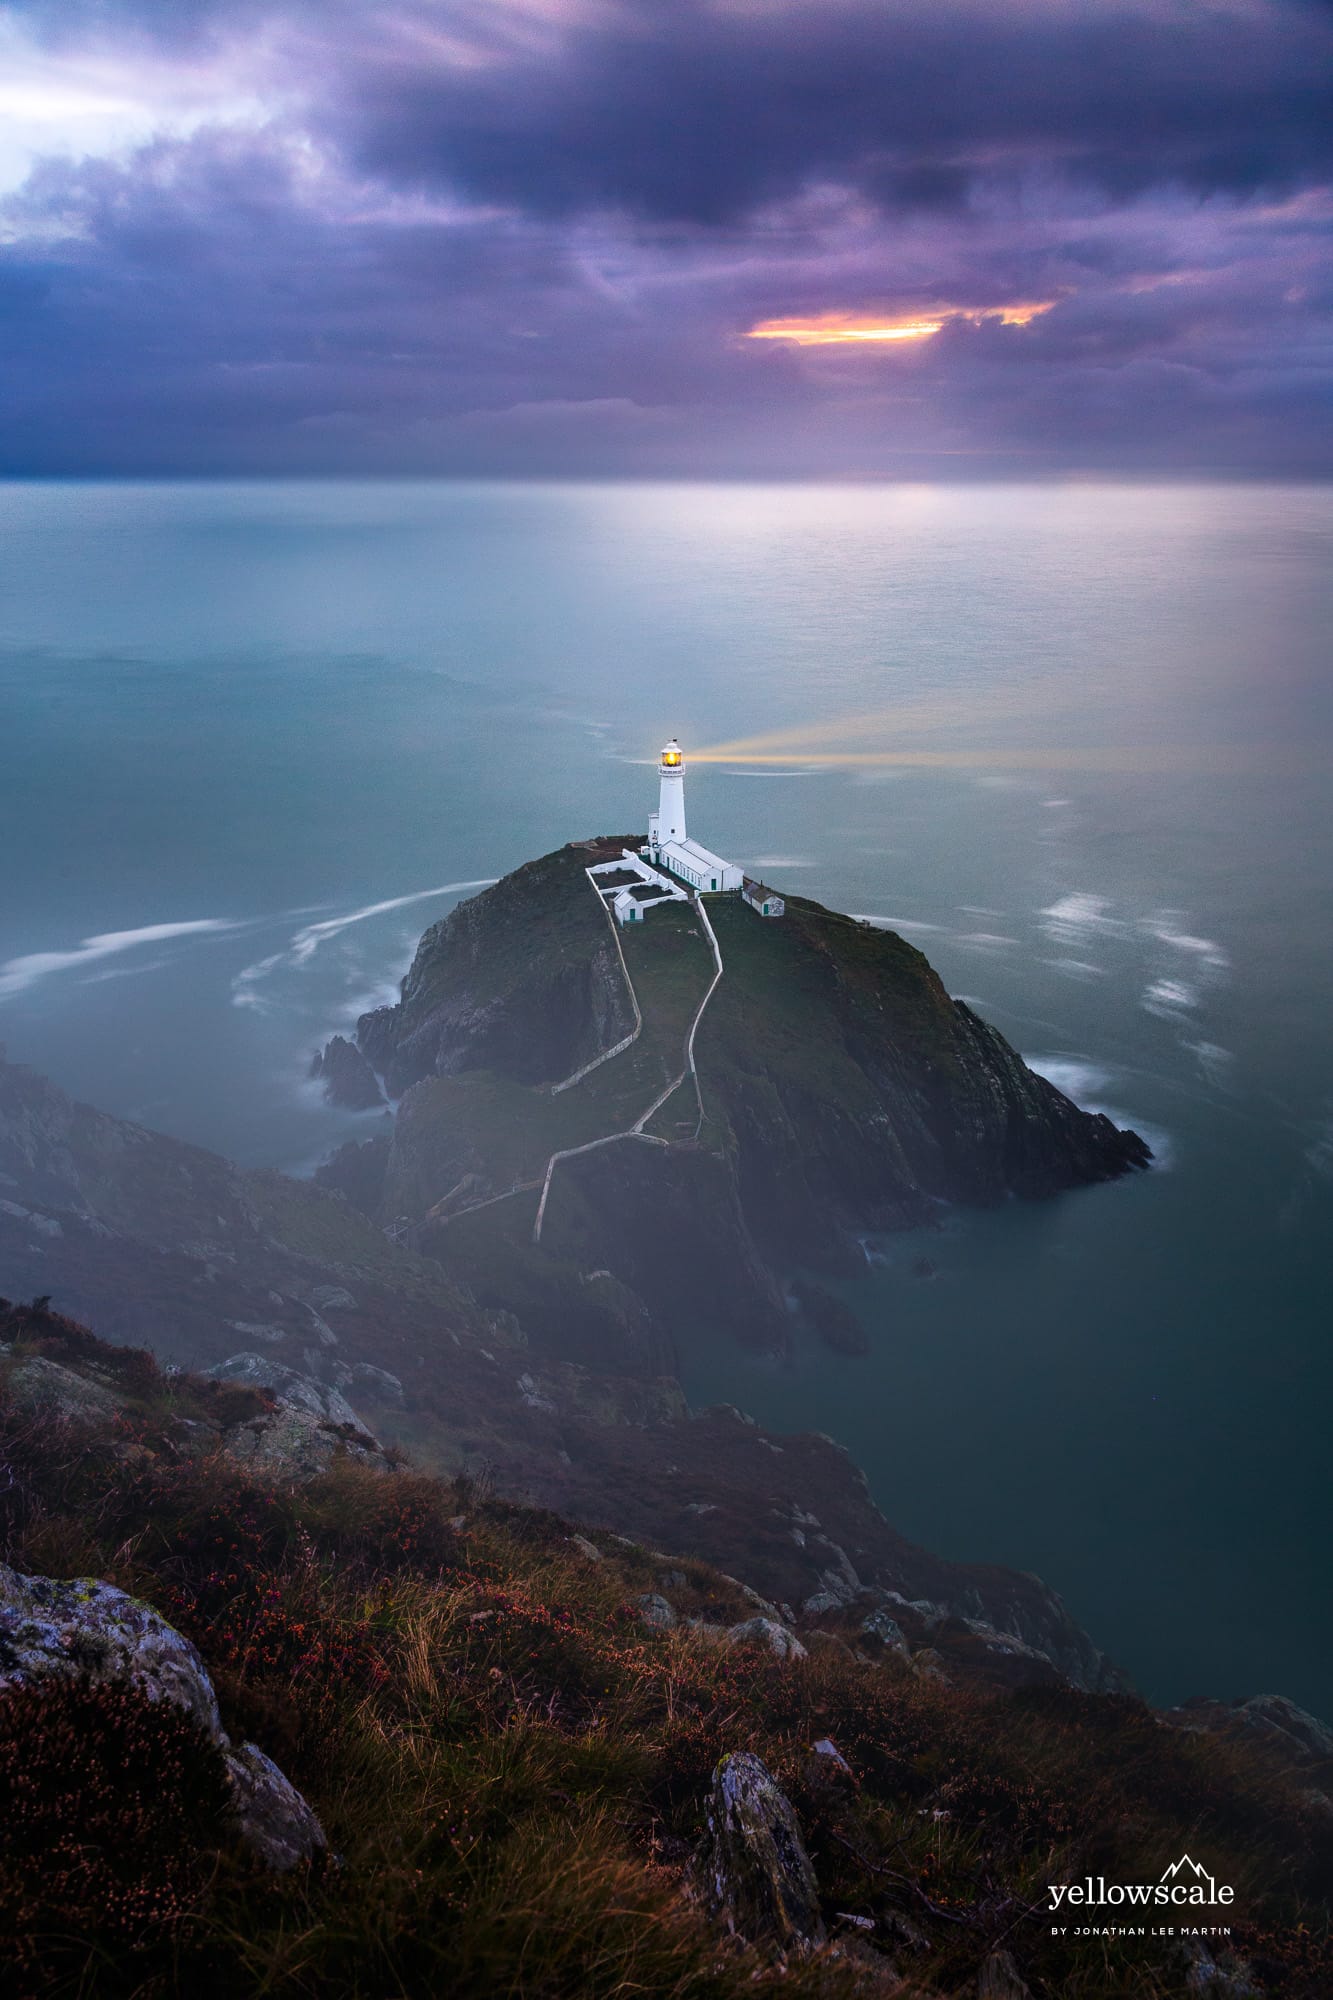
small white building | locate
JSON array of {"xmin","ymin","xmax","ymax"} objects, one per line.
[
  {"xmin": 742, "ymin": 877, "xmax": 785, "ymax": 918},
  {"xmin": 612, "ymin": 888, "xmax": 644, "ymax": 926},
  {"xmin": 645, "ymin": 739, "xmax": 743, "ymax": 893}
]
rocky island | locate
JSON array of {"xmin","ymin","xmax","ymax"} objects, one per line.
[{"xmin": 317, "ymin": 837, "xmax": 1149, "ymax": 1364}]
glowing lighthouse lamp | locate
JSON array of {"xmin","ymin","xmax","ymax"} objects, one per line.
[{"xmin": 645, "ymin": 739, "xmax": 743, "ymax": 895}]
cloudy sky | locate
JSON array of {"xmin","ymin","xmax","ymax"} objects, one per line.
[{"xmin": 2, "ymin": 0, "xmax": 1330, "ymax": 477}]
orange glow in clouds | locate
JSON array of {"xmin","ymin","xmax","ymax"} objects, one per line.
[{"xmin": 746, "ymin": 302, "xmax": 1056, "ymax": 345}]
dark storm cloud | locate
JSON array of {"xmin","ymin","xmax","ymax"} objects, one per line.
[
  {"xmin": 0, "ymin": 0, "xmax": 1329, "ymax": 474},
  {"xmin": 326, "ymin": 0, "xmax": 1333, "ymax": 223}
]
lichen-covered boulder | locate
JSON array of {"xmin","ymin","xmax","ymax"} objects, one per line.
[
  {"xmin": 5, "ymin": 1355, "xmax": 125, "ymax": 1424},
  {"xmin": 725, "ymin": 1616, "xmax": 808, "ymax": 1661},
  {"xmin": 222, "ymin": 1401, "xmax": 387, "ymax": 1483},
  {"xmin": 0, "ymin": 1563, "xmax": 324, "ymax": 1872},
  {"xmin": 700, "ymin": 1749, "xmax": 826, "ymax": 1954},
  {"xmin": 0, "ymin": 1565, "xmax": 224, "ymax": 1737}
]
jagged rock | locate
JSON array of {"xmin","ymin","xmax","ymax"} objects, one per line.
[
  {"xmin": 978, "ymin": 1950, "xmax": 1033, "ymax": 1998},
  {"xmin": 700, "ymin": 1750, "xmax": 826, "ymax": 1953},
  {"xmin": 637, "ymin": 1592, "xmax": 676, "ymax": 1630},
  {"xmin": 205, "ymin": 1353, "xmax": 365, "ymax": 1430},
  {"xmin": 0, "ymin": 1563, "xmax": 324, "ymax": 1871},
  {"xmin": 570, "ymin": 1534, "xmax": 603, "ymax": 1561},
  {"xmin": 4, "ymin": 1354, "xmax": 124, "ymax": 1422},
  {"xmin": 860, "ymin": 1608, "xmax": 908, "ymax": 1649},
  {"xmin": 726, "ymin": 1617, "xmax": 808, "ymax": 1661},
  {"xmin": 310, "ymin": 1035, "xmax": 385, "ymax": 1111}
]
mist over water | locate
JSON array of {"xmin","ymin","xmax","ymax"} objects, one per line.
[{"xmin": 1, "ymin": 478, "xmax": 1330, "ymax": 1712}]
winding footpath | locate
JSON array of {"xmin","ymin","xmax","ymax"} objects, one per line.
[{"xmin": 531, "ymin": 892, "xmax": 725, "ymax": 1244}]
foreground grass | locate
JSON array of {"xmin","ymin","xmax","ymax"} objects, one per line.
[{"xmin": 1, "ymin": 1305, "xmax": 1330, "ymax": 1998}]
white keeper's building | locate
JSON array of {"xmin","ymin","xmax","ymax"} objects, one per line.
[{"xmin": 644, "ymin": 740, "xmax": 744, "ymax": 894}]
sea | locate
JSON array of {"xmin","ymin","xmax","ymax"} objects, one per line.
[{"xmin": 1, "ymin": 478, "xmax": 1330, "ymax": 1715}]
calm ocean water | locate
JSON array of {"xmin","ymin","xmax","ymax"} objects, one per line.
[{"xmin": 1, "ymin": 479, "xmax": 1330, "ymax": 1712}]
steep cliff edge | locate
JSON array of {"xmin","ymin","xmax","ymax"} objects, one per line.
[{"xmin": 358, "ymin": 840, "xmax": 638, "ymax": 1095}]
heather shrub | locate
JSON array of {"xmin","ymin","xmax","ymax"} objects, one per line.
[{"xmin": 0, "ymin": 1681, "xmax": 230, "ymax": 1996}]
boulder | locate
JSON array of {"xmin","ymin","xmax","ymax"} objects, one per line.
[
  {"xmin": 700, "ymin": 1750, "xmax": 825, "ymax": 1954},
  {"xmin": 225, "ymin": 1741, "xmax": 327, "ymax": 1871},
  {"xmin": 637, "ymin": 1592, "xmax": 677, "ymax": 1630},
  {"xmin": 5, "ymin": 1355, "xmax": 124, "ymax": 1423},
  {"xmin": 205, "ymin": 1353, "xmax": 366, "ymax": 1431},
  {"xmin": 1177, "ymin": 1939, "xmax": 1263, "ymax": 1998},
  {"xmin": 725, "ymin": 1616, "xmax": 808, "ymax": 1661},
  {"xmin": 860, "ymin": 1608, "xmax": 908, "ymax": 1649},
  {"xmin": 223, "ymin": 1403, "xmax": 387, "ymax": 1483},
  {"xmin": 0, "ymin": 1563, "xmax": 324, "ymax": 1871}
]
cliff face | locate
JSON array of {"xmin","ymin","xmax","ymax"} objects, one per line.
[
  {"xmin": 696, "ymin": 892, "xmax": 1148, "ymax": 1265},
  {"xmin": 358, "ymin": 841, "xmax": 638, "ymax": 1096}
]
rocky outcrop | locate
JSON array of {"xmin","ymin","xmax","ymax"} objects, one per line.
[
  {"xmin": 205, "ymin": 1352, "xmax": 366, "ymax": 1429},
  {"xmin": 0, "ymin": 1563, "xmax": 324, "ymax": 1870},
  {"xmin": 4, "ymin": 1352, "xmax": 125, "ymax": 1423},
  {"xmin": 309, "ymin": 1035, "xmax": 385, "ymax": 1110},
  {"xmin": 222, "ymin": 1402, "xmax": 389, "ymax": 1482},
  {"xmin": 726, "ymin": 1616, "xmax": 808, "ymax": 1661},
  {"xmin": 202, "ymin": 1353, "xmax": 392, "ymax": 1480},
  {"xmin": 1167, "ymin": 1691, "xmax": 1333, "ymax": 1765},
  {"xmin": 1164, "ymin": 1692, "xmax": 1333, "ymax": 1812},
  {"xmin": 326, "ymin": 842, "xmax": 1149, "ymax": 1361},
  {"xmin": 700, "ymin": 1750, "xmax": 825, "ymax": 1954}
]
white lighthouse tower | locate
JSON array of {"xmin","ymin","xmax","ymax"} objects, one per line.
[
  {"xmin": 644, "ymin": 737, "xmax": 744, "ymax": 894},
  {"xmin": 655, "ymin": 738, "xmax": 686, "ymax": 845}
]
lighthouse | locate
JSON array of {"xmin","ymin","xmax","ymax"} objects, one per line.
[
  {"xmin": 657, "ymin": 738, "xmax": 686, "ymax": 844},
  {"xmin": 644, "ymin": 737, "xmax": 744, "ymax": 895}
]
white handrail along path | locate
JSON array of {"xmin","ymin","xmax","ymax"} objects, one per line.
[{"xmin": 531, "ymin": 891, "xmax": 725, "ymax": 1243}]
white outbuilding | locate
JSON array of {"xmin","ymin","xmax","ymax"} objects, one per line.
[{"xmin": 742, "ymin": 877, "xmax": 785, "ymax": 918}]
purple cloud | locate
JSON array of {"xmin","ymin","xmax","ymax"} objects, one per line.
[{"xmin": 0, "ymin": 0, "xmax": 1328, "ymax": 475}]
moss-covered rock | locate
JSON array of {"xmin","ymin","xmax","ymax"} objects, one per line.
[{"xmin": 700, "ymin": 1750, "xmax": 826, "ymax": 1954}]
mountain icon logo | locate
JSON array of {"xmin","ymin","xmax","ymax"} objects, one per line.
[{"xmin": 1160, "ymin": 1855, "xmax": 1217, "ymax": 1895}]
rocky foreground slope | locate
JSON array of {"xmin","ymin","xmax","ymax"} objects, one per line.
[{"xmin": 1, "ymin": 1301, "xmax": 1330, "ymax": 2000}]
